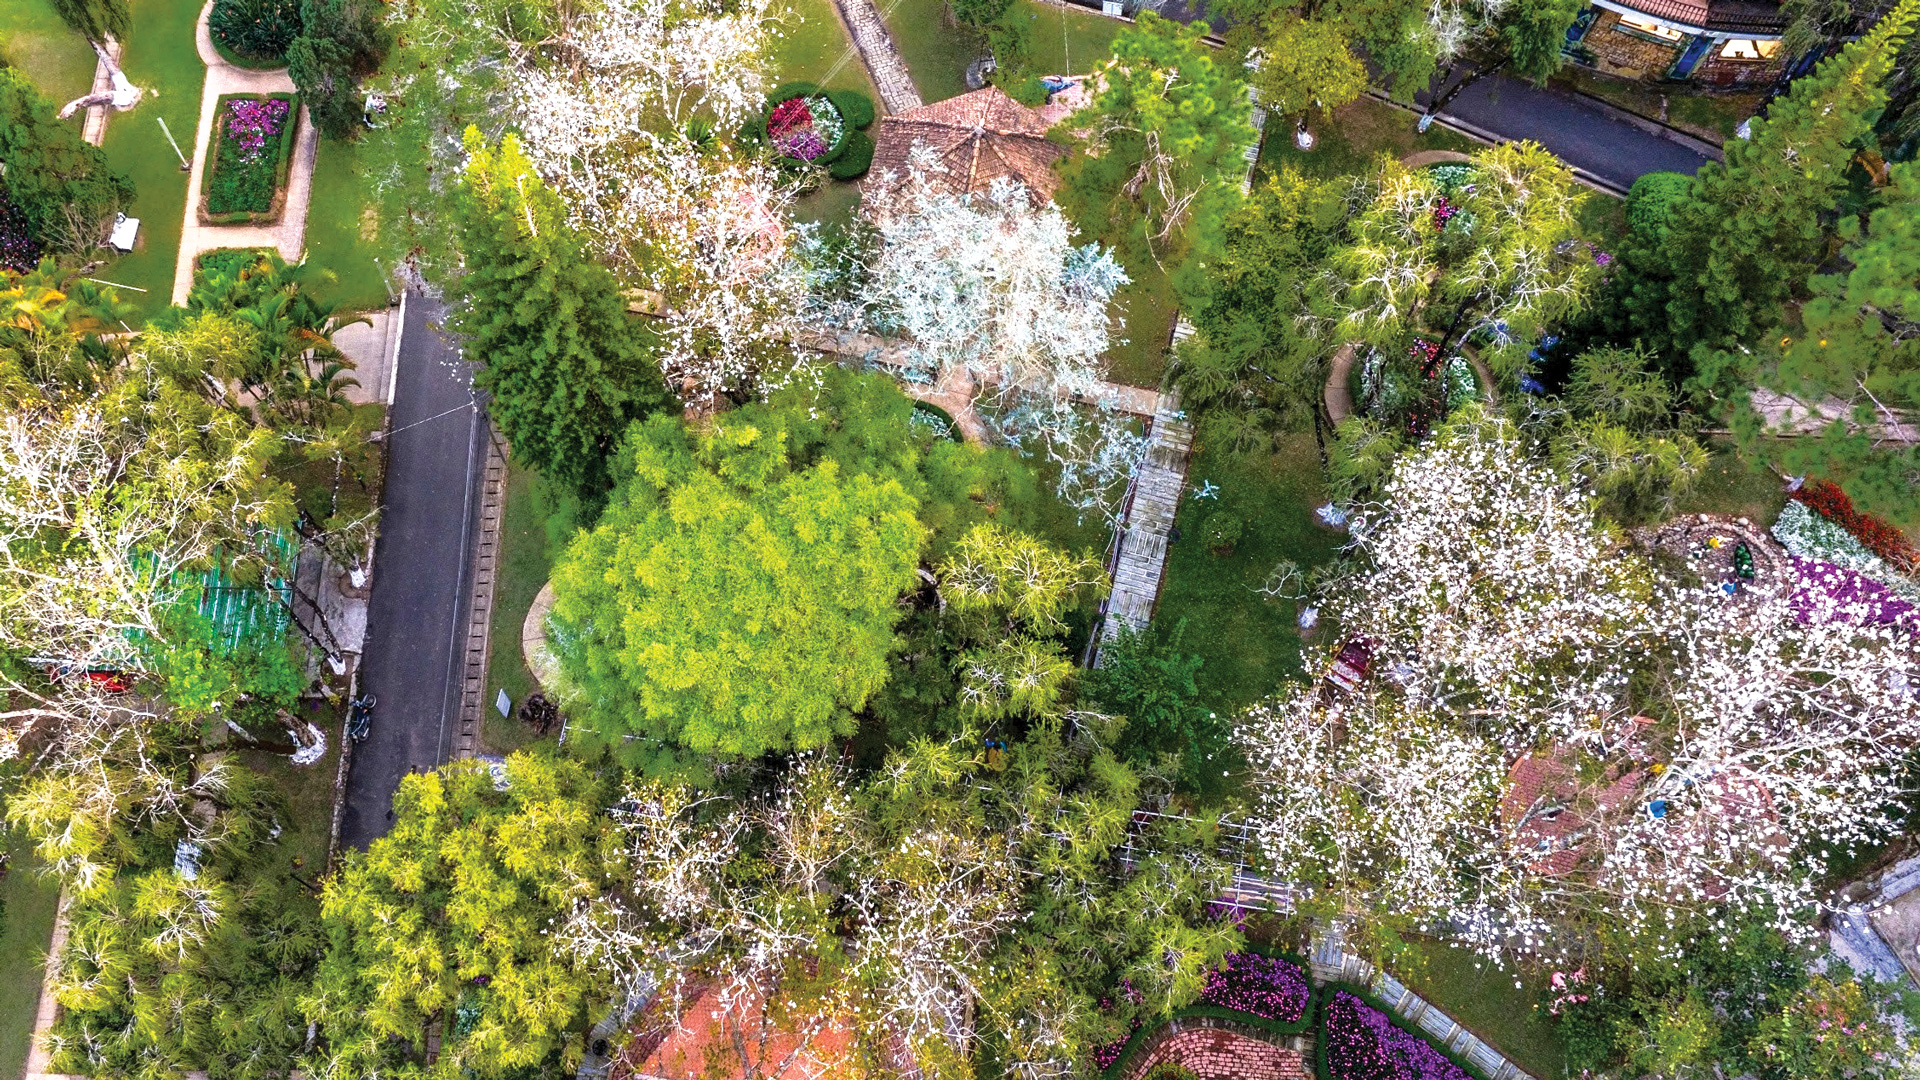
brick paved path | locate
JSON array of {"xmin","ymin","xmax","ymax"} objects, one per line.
[
  {"xmin": 1119, "ymin": 1017, "xmax": 1311, "ymax": 1080},
  {"xmin": 832, "ymin": 0, "xmax": 923, "ymax": 113}
]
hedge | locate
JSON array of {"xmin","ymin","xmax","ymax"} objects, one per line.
[
  {"xmin": 1314, "ymin": 983, "xmax": 1496, "ymax": 1080},
  {"xmin": 202, "ymin": 93, "xmax": 300, "ymax": 224},
  {"xmin": 208, "ymin": 0, "xmax": 303, "ymax": 67},
  {"xmin": 828, "ymin": 129, "xmax": 874, "ymax": 180},
  {"xmin": 824, "ymin": 89, "xmax": 875, "ymax": 130}
]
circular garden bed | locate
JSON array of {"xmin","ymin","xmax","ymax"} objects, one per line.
[
  {"xmin": 209, "ymin": 0, "xmax": 303, "ymax": 69},
  {"xmin": 761, "ymin": 82, "xmax": 876, "ymax": 181}
]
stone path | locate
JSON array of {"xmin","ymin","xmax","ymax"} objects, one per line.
[
  {"xmin": 1099, "ymin": 396, "xmax": 1193, "ymax": 647},
  {"xmin": 171, "ymin": 0, "xmax": 320, "ymax": 304},
  {"xmin": 831, "ymin": 0, "xmax": 922, "ymax": 114},
  {"xmin": 79, "ymin": 40, "xmax": 126, "ymax": 146}
]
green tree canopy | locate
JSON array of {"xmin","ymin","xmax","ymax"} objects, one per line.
[
  {"xmin": 308, "ymin": 753, "xmax": 622, "ymax": 1080},
  {"xmin": 49, "ymin": 0, "xmax": 128, "ymax": 44},
  {"xmin": 0, "ymin": 68, "xmax": 134, "ymax": 254},
  {"xmin": 450, "ymin": 129, "xmax": 670, "ymax": 506},
  {"xmin": 1253, "ymin": 16, "xmax": 1370, "ymax": 116},
  {"xmin": 549, "ymin": 369, "xmax": 964, "ymax": 768}
]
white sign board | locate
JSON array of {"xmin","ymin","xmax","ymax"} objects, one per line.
[{"xmin": 496, "ymin": 688, "xmax": 512, "ymax": 717}]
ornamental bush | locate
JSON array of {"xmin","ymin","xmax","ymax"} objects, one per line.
[
  {"xmin": 1792, "ymin": 479, "xmax": 1918, "ymax": 571},
  {"xmin": 825, "ymin": 88, "xmax": 875, "ymax": 129},
  {"xmin": 1322, "ymin": 990, "xmax": 1478, "ymax": 1080},
  {"xmin": 210, "ymin": 0, "xmax": 304, "ymax": 63},
  {"xmin": 1197, "ymin": 951, "xmax": 1313, "ymax": 1023},
  {"xmin": 828, "ymin": 129, "xmax": 874, "ymax": 180},
  {"xmin": 0, "ymin": 69, "xmax": 133, "ymax": 253}
]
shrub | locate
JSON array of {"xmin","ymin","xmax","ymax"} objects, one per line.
[
  {"xmin": 1005, "ymin": 74, "xmax": 1051, "ymax": 106},
  {"xmin": 1202, "ymin": 511, "xmax": 1243, "ymax": 554},
  {"xmin": 1322, "ymin": 990, "xmax": 1479, "ymax": 1080},
  {"xmin": 0, "ymin": 69, "xmax": 132, "ymax": 253},
  {"xmin": 828, "ymin": 130, "xmax": 875, "ymax": 180},
  {"xmin": 825, "ymin": 89, "xmax": 875, "ymax": 130},
  {"xmin": 1141, "ymin": 1066, "xmax": 1200, "ymax": 1080},
  {"xmin": 210, "ymin": 0, "xmax": 304, "ymax": 63}
]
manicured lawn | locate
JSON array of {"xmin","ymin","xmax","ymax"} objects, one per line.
[
  {"xmin": 0, "ymin": 828, "xmax": 60, "ymax": 1080},
  {"xmin": 1397, "ymin": 938, "xmax": 1570, "ymax": 1080},
  {"xmin": 770, "ymin": 0, "xmax": 882, "ymax": 97},
  {"xmin": 1260, "ymin": 95, "xmax": 1479, "ymax": 184},
  {"xmin": 484, "ymin": 463, "xmax": 567, "ymax": 755},
  {"xmin": 0, "ymin": 0, "xmax": 96, "ymax": 104},
  {"xmin": 1155, "ymin": 431, "xmax": 1344, "ymax": 710},
  {"xmin": 793, "ymin": 176, "xmax": 865, "ymax": 228},
  {"xmin": 93, "ymin": 0, "xmax": 206, "ymax": 317},
  {"xmin": 302, "ymin": 136, "xmax": 393, "ymax": 312},
  {"xmin": 1670, "ymin": 439, "xmax": 1786, "ymax": 526},
  {"xmin": 1575, "ymin": 188, "xmax": 1628, "ymax": 248},
  {"xmin": 879, "ymin": 0, "xmax": 977, "ymax": 104},
  {"xmin": 1014, "ymin": 0, "xmax": 1125, "ymax": 77}
]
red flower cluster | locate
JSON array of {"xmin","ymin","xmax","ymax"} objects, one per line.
[
  {"xmin": 1432, "ymin": 197, "xmax": 1459, "ymax": 232},
  {"xmin": 1793, "ymin": 480, "xmax": 1918, "ymax": 572},
  {"xmin": 768, "ymin": 97, "xmax": 813, "ymax": 140}
]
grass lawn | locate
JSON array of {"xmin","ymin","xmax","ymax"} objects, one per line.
[
  {"xmin": 1261, "ymin": 95, "xmax": 1479, "ymax": 184},
  {"xmin": 0, "ymin": 827, "xmax": 59, "ymax": 1080},
  {"xmin": 1105, "ymin": 268, "xmax": 1178, "ymax": 389},
  {"xmin": 236, "ymin": 718, "xmax": 341, "ymax": 874},
  {"xmin": 484, "ymin": 463, "xmax": 567, "ymax": 755},
  {"xmin": 1576, "ymin": 188, "xmax": 1628, "ymax": 248},
  {"xmin": 793, "ymin": 177, "xmax": 865, "ymax": 228},
  {"xmin": 0, "ymin": 0, "xmax": 96, "ymax": 104},
  {"xmin": 1154, "ymin": 431, "xmax": 1344, "ymax": 710},
  {"xmin": 770, "ymin": 0, "xmax": 882, "ymax": 98},
  {"xmin": 1670, "ymin": 439, "xmax": 1786, "ymax": 526},
  {"xmin": 1552, "ymin": 66, "xmax": 1758, "ymax": 144},
  {"xmin": 302, "ymin": 137, "xmax": 393, "ymax": 313},
  {"xmin": 881, "ymin": 0, "xmax": 1124, "ymax": 106},
  {"xmin": 93, "ymin": 0, "xmax": 205, "ymax": 318},
  {"xmin": 1397, "ymin": 938, "xmax": 1570, "ymax": 1080}
]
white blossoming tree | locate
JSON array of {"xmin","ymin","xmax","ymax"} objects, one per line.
[{"xmin": 1240, "ymin": 410, "xmax": 1920, "ymax": 957}]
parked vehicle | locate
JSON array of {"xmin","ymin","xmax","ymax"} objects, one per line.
[{"xmin": 347, "ymin": 693, "xmax": 376, "ymax": 742}]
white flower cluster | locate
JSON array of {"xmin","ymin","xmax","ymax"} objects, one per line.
[{"xmin": 1239, "ymin": 414, "xmax": 1920, "ymax": 957}]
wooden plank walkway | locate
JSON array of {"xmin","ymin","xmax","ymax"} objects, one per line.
[
  {"xmin": 452, "ymin": 427, "xmax": 509, "ymax": 760},
  {"xmin": 1099, "ymin": 395, "xmax": 1193, "ymax": 646}
]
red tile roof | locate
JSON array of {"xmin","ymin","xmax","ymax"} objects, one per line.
[{"xmin": 862, "ymin": 88, "xmax": 1068, "ymax": 204}]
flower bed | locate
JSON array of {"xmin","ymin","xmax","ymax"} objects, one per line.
[
  {"xmin": 1790, "ymin": 557, "xmax": 1920, "ymax": 633},
  {"xmin": 203, "ymin": 94, "xmax": 299, "ymax": 224},
  {"xmin": 1772, "ymin": 501, "xmax": 1920, "ymax": 603},
  {"xmin": 1321, "ymin": 990, "xmax": 1481, "ymax": 1080},
  {"xmin": 209, "ymin": 0, "xmax": 303, "ymax": 67},
  {"xmin": 1791, "ymin": 479, "xmax": 1918, "ymax": 572},
  {"xmin": 768, "ymin": 94, "xmax": 845, "ymax": 163},
  {"xmin": 1197, "ymin": 951, "xmax": 1313, "ymax": 1024}
]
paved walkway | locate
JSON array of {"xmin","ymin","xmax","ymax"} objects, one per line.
[
  {"xmin": 831, "ymin": 0, "xmax": 922, "ymax": 114},
  {"xmin": 171, "ymin": 0, "xmax": 319, "ymax": 304},
  {"xmin": 1100, "ymin": 397, "xmax": 1192, "ymax": 646}
]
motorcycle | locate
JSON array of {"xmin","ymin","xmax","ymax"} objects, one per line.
[{"xmin": 347, "ymin": 693, "xmax": 376, "ymax": 743}]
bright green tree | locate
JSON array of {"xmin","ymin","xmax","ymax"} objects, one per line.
[
  {"xmin": 1616, "ymin": 0, "xmax": 1918, "ymax": 391},
  {"xmin": 0, "ymin": 69, "xmax": 134, "ymax": 254},
  {"xmin": 1254, "ymin": 16, "xmax": 1370, "ymax": 117},
  {"xmin": 289, "ymin": 0, "xmax": 388, "ymax": 139},
  {"xmin": 1058, "ymin": 12, "xmax": 1257, "ymax": 305},
  {"xmin": 549, "ymin": 370, "xmax": 927, "ymax": 767},
  {"xmin": 450, "ymin": 129, "xmax": 670, "ymax": 506},
  {"xmin": 307, "ymin": 753, "xmax": 621, "ymax": 1080}
]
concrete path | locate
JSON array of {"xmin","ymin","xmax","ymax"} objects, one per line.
[
  {"xmin": 1411, "ymin": 70, "xmax": 1716, "ymax": 194},
  {"xmin": 832, "ymin": 0, "xmax": 922, "ymax": 114},
  {"xmin": 339, "ymin": 294, "xmax": 488, "ymax": 849},
  {"xmin": 334, "ymin": 307, "xmax": 403, "ymax": 404},
  {"xmin": 170, "ymin": 0, "xmax": 319, "ymax": 304}
]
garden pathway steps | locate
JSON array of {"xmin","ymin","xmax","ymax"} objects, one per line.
[
  {"xmin": 170, "ymin": 1, "xmax": 320, "ymax": 304},
  {"xmin": 1098, "ymin": 396, "xmax": 1192, "ymax": 649},
  {"xmin": 831, "ymin": 0, "xmax": 922, "ymax": 114}
]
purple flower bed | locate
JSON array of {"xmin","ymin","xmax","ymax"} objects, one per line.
[
  {"xmin": 1789, "ymin": 557, "xmax": 1919, "ymax": 633},
  {"xmin": 0, "ymin": 188, "xmax": 40, "ymax": 272},
  {"xmin": 1324, "ymin": 991, "xmax": 1477, "ymax": 1080},
  {"xmin": 1197, "ymin": 951, "xmax": 1312, "ymax": 1023},
  {"xmin": 208, "ymin": 95, "xmax": 294, "ymax": 216}
]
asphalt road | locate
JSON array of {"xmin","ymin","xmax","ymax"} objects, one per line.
[
  {"xmin": 339, "ymin": 293, "xmax": 486, "ymax": 849},
  {"xmin": 1422, "ymin": 71, "xmax": 1717, "ymax": 192}
]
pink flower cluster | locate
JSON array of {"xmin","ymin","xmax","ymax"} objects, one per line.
[
  {"xmin": 1432, "ymin": 197, "xmax": 1459, "ymax": 231},
  {"xmin": 225, "ymin": 97, "xmax": 290, "ymax": 162},
  {"xmin": 1324, "ymin": 991, "xmax": 1476, "ymax": 1080},
  {"xmin": 1196, "ymin": 952, "xmax": 1312, "ymax": 1023}
]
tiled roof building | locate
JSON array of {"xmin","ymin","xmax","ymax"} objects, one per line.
[{"xmin": 861, "ymin": 87, "xmax": 1068, "ymax": 205}]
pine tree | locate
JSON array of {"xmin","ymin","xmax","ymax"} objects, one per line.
[
  {"xmin": 1620, "ymin": 0, "xmax": 1918, "ymax": 394},
  {"xmin": 448, "ymin": 128, "xmax": 669, "ymax": 506}
]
